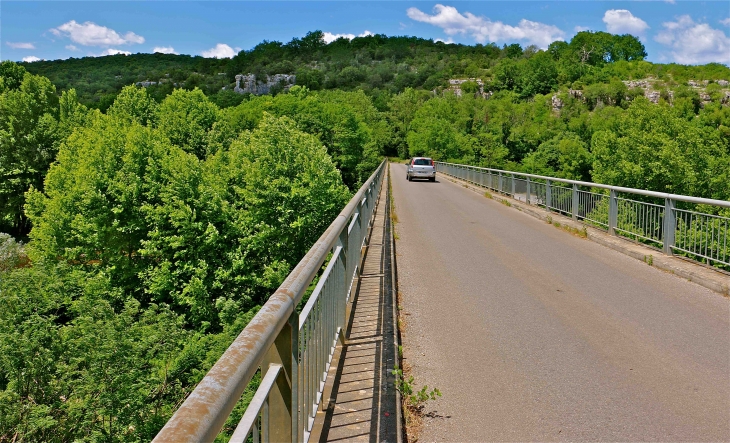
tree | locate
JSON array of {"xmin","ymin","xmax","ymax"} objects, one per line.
[
  {"xmin": 591, "ymin": 98, "xmax": 729, "ymax": 199},
  {"xmin": 156, "ymin": 88, "xmax": 220, "ymax": 159},
  {"xmin": 0, "ymin": 61, "xmax": 27, "ymax": 92},
  {"xmin": 107, "ymin": 85, "xmax": 158, "ymax": 126},
  {"xmin": 522, "ymin": 132, "xmax": 592, "ymax": 180},
  {"xmin": 518, "ymin": 51, "xmax": 558, "ymax": 97},
  {"xmin": 0, "ymin": 68, "xmax": 60, "ymax": 236},
  {"xmin": 491, "ymin": 58, "xmax": 522, "ymax": 92}
]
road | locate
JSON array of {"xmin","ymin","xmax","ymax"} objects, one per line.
[{"xmin": 390, "ymin": 162, "xmax": 730, "ymax": 441}]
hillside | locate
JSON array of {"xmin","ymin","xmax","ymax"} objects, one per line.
[{"xmin": 22, "ymin": 30, "xmax": 730, "ymax": 111}]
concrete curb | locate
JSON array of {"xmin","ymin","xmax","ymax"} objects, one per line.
[
  {"xmin": 386, "ymin": 164, "xmax": 405, "ymax": 443},
  {"xmin": 441, "ymin": 173, "xmax": 730, "ymax": 297}
]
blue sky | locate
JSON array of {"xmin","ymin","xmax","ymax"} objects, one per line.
[{"xmin": 2, "ymin": 1, "xmax": 729, "ymax": 65}]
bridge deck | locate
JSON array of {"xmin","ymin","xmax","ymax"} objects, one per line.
[
  {"xmin": 390, "ymin": 162, "xmax": 730, "ymax": 441},
  {"xmin": 310, "ymin": 171, "xmax": 398, "ymax": 442}
]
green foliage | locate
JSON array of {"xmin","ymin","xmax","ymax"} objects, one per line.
[
  {"xmin": 522, "ymin": 132, "xmax": 592, "ymax": 180},
  {"xmin": 107, "ymin": 85, "xmax": 158, "ymax": 126},
  {"xmin": 217, "ymin": 88, "xmax": 382, "ymax": 188},
  {"xmin": 26, "ymin": 110, "xmax": 350, "ymax": 327},
  {"xmin": 0, "ymin": 70, "xmax": 63, "ymax": 237},
  {"xmin": 391, "ymin": 366, "xmax": 441, "ymax": 408},
  {"xmin": 591, "ymin": 98, "xmax": 729, "ymax": 199},
  {"xmin": 0, "ymin": 61, "xmax": 27, "ymax": 92},
  {"xmin": 156, "ymin": 88, "xmax": 221, "ymax": 159}
]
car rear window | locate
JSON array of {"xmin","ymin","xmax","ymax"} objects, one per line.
[{"xmin": 413, "ymin": 158, "xmax": 432, "ymax": 165}]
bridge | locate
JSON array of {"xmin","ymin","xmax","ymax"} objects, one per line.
[{"xmin": 153, "ymin": 160, "xmax": 730, "ymax": 442}]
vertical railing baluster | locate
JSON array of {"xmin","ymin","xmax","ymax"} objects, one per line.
[
  {"xmin": 609, "ymin": 190, "xmax": 618, "ymax": 236},
  {"xmin": 546, "ymin": 180, "xmax": 552, "ymax": 211},
  {"xmin": 663, "ymin": 198, "xmax": 677, "ymax": 255}
]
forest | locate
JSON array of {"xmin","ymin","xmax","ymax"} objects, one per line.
[{"xmin": 2, "ymin": 29, "xmax": 730, "ymax": 441}]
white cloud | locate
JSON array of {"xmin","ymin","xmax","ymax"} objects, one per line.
[
  {"xmin": 153, "ymin": 46, "xmax": 177, "ymax": 54},
  {"xmin": 98, "ymin": 48, "xmax": 131, "ymax": 56},
  {"xmin": 664, "ymin": 0, "xmax": 676, "ymax": 4},
  {"xmin": 655, "ymin": 15, "xmax": 730, "ymax": 64},
  {"xmin": 66, "ymin": 44, "xmax": 79, "ymax": 51},
  {"xmin": 22, "ymin": 56, "xmax": 41, "ymax": 62},
  {"xmin": 720, "ymin": 18, "xmax": 730, "ymax": 26},
  {"xmin": 602, "ymin": 10, "xmax": 649, "ymax": 35},
  {"xmin": 406, "ymin": 4, "xmax": 564, "ymax": 48},
  {"xmin": 7, "ymin": 42, "xmax": 35, "ymax": 49},
  {"xmin": 51, "ymin": 20, "xmax": 144, "ymax": 47},
  {"xmin": 202, "ymin": 43, "xmax": 237, "ymax": 58},
  {"xmin": 322, "ymin": 30, "xmax": 374, "ymax": 44},
  {"xmin": 574, "ymin": 26, "xmax": 590, "ymax": 32}
]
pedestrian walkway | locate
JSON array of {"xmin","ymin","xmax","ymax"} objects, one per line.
[{"xmin": 309, "ymin": 172, "xmax": 399, "ymax": 442}]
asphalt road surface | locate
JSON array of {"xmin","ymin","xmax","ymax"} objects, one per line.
[{"xmin": 391, "ymin": 163, "xmax": 730, "ymax": 442}]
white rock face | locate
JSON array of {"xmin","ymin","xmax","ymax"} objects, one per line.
[
  {"xmin": 687, "ymin": 80, "xmax": 709, "ymax": 88},
  {"xmin": 623, "ymin": 80, "xmax": 650, "ymax": 89},
  {"xmin": 551, "ymin": 95, "xmax": 564, "ymax": 111},
  {"xmin": 135, "ymin": 81, "xmax": 157, "ymax": 87},
  {"xmin": 234, "ymin": 74, "xmax": 296, "ymax": 95},
  {"xmin": 446, "ymin": 78, "xmax": 492, "ymax": 98}
]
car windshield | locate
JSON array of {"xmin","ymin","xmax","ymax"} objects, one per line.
[{"xmin": 413, "ymin": 159, "xmax": 432, "ymax": 166}]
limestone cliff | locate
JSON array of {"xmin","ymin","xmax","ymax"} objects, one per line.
[{"xmin": 234, "ymin": 74, "xmax": 296, "ymax": 95}]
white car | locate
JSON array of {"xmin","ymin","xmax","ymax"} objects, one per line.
[{"xmin": 406, "ymin": 157, "xmax": 436, "ymax": 182}]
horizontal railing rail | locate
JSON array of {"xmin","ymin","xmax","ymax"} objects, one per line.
[
  {"xmin": 436, "ymin": 161, "xmax": 730, "ymax": 270},
  {"xmin": 153, "ymin": 159, "xmax": 387, "ymax": 443}
]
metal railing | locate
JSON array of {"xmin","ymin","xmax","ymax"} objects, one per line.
[
  {"xmin": 153, "ymin": 160, "xmax": 387, "ymax": 443},
  {"xmin": 436, "ymin": 162, "xmax": 730, "ymax": 270}
]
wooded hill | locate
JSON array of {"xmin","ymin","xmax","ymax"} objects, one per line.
[{"xmin": 22, "ymin": 30, "xmax": 730, "ymax": 111}]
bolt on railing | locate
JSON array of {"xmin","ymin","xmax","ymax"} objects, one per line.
[
  {"xmin": 153, "ymin": 160, "xmax": 387, "ymax": 443},
  {"xmin": 436, "ymin": 162, "xmax": 730, "ymax": 270}
]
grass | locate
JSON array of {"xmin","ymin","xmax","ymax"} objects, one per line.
[
  {"xmin": 484, "ymin": 191, "xmax": 493, "ymax": 199},
  {"xmin": 547, "ymin": 214, "xmax": 587, "ymax": 238}
]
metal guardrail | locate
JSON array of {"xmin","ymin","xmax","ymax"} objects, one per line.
[
  {"xmin": 153, "ymin": 160, "xmax": 387, "ymax": 443},
  {"xmin": 436, "ymin": 162, "xmax": 730, "ymax": 269}
]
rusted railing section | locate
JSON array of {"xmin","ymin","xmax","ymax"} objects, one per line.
[{"xmin": 153, "ymin": 160, "xmax": 387, "ymax": 443}]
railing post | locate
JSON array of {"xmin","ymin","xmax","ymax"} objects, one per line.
[
  {"xmin": 498, "ymin": 172, "xmax": 503, "ymax": 193},
  {"xmin": 511, "ymin": 174, "xmax": 515, "ymax": 196},
  {"xmin": 663, "ymin": 198, "xmax": 676, "ymax": 255},
  {"xmin": 546, "ymin": 179, "xmax": 552, "ymax": 210},
  {"xmin": 261, "ymin": 312, "xmax": 298, "ymax": 443},
  {"xmin": 572, "ymin": 184, "xmax": 579, "ymax": 221},
  {"xmin": 609, "ymin": 189, "xmax": 618, "ymax": 235},
  {"xmin": 526, "ymin": 177, "xmax": 531, "ymax": 205}
]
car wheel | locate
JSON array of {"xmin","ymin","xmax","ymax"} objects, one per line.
[{"xmin": 429, "ymin": 177, "xmax": 435, "ymax": 182}]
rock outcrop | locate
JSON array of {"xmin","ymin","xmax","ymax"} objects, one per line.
[
  {"xmin": 234, "ymin": 74, "xmax": 296, "ymax": 95},
  {"xmin": 446, "ymin": 78, "xmax": 492, "ymax": 99}
]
